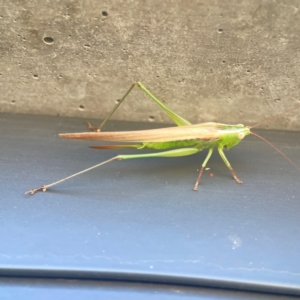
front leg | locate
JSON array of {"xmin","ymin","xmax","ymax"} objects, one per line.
[{"xmin": 218, "ymin": 146, "xmax": 243, "ymax": 184}]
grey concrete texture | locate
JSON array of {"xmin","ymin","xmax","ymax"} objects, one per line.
[{"xmin": 1, "ymin": 0, "xmax": 300, "ymax": 130}]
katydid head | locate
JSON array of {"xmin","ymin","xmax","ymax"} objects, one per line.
[{"xmin": 237, "ymin": 126, "xmax": 251, "ymax": 140}]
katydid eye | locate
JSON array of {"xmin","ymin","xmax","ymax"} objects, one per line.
[{"xmin": 238, "ymin": 132, "xmax": 245, "ymax": 140}]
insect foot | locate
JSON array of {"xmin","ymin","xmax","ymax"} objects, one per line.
[
  {"xmin": 234, "ymin": 177, "xmax": 243, "ymax": 184},
  {"xmin": 86, "ymin": 121, "xmax": 101, "ymax": 132},
  {"xmin": 25, "ymin": 186, "xmax": 47, "ymax": 195}
]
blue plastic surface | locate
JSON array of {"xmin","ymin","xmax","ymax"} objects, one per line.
[{"xmin": 1, "ymin": 113, "xmax": 300, "ymax": 296}]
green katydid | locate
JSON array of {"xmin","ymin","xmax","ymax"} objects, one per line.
[{"xmin": 26, "ymin": 82, "xmax": 299, "ymax": 195}]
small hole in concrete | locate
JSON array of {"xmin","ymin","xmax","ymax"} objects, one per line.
[
  {"xmin": 11, "ymin": 100, "xmax": 16, "ymax": 104},
  {"xmin": 218, "ymin": 28, "xmax": 223, "ymax": 33},
  {"xmin": 149, "ymin": 116, "xmax": 155, "ymax": 122},
  {"xmin": 102, "ymin": 11, "xmax": 108, "ymax": 16},
  {"xmin": 115, "ymin": 99, "xmax": 121, "ymax": 104},
  {"xmin": 222, "ymin": 60, "xmax": 226, "ymax": 63},
  {"xmin": 33, "ymin": 74, "xmax": 38, "ymax": 79},
  {"xmin": 43, "ymin": 37, "xmax": 54, "ymax": 44},
  {"xmin": 79, "ymin": 105, "xmax": 85, "ymax": 110},
  {"xmin": 246, "ymin": 70, "xmax": 250, "ymax": 72},
  {"xmin": 84, "ymin": 44, "xmax": 90, "ymax": 48}
]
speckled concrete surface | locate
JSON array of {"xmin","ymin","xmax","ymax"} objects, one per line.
[{"xmin": 1, "ymin": 0, "xmax": 300, "ymax": 130}]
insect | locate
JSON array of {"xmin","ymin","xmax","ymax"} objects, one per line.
[{"xmin": 26, "ymin": 82, "xmax": 299, "ymax": 195}]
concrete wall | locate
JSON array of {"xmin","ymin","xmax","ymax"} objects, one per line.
[{"xmin": 1, "ymin": 0, "xmax": 300, "ymax": 130}]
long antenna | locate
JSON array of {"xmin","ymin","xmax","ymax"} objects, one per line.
[
  {"xmin": 249, "ymin": 105, "xmax": 300, "ymax": 129},
  {"xmin": 250, "ymin": 132, "xmax": 300, "ymax": 171}
]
